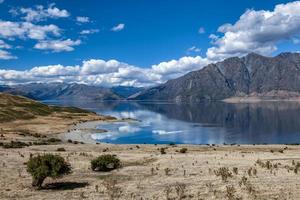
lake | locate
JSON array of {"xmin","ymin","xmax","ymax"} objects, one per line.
[{"xmin": 44, "ymin": 100, "xmax": 300, "ymax": 144}]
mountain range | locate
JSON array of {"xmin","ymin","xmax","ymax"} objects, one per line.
[
  {"xmin": 132, "ymin": 52, "xmax": 300, "ymax": 102},
  {"xmin": 2, "ymin": 52, "xmax": 300, "ymax": 102},
  {"xmin": 0, "ymin": 83, "xmax": 142, "ymax": 101}
]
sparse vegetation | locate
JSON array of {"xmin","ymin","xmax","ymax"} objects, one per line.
[
  {"xmin": 214, "ymin": 167, "xmax": 232, "ymax": 181},
  {"xmin": 91, "ymin": 155, "xmax": 121, "ymax": 172},
  {"xmin": 226, "ymin": 185, "xmax": 237, "ymax": 200},
  {"xmin": 26, "ymin": 154, "xmax": 71, "ymax": 188},
  {"xmin": 2, "ymin": 141, "xmax": 29, "ymax": 149},
  {"xmin": 179, "ymin": 148, "xmax": 188, "ymax": 153},
  {"xmin": 57, "ymin": 147, "xmax": 66, "ymax": 152},
  {"xmin": 103, "ymin": 177, "xmax": 123, "ymax": 200},
  {"xmin": 160, "ymin": 147, "xmax": 167, "ymax": 154}
]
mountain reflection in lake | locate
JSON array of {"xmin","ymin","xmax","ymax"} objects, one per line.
[{"xmin": 44, "ymin": 100, "xmax": 300, "ymax": 144}]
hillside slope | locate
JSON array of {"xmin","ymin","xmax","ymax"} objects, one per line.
[{"xmin": 0, "ymin": 93, "xmax": 92, "ymax": 122}]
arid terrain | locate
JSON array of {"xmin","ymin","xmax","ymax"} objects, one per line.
[
  {"xmin": 0, "ymin": 93, "xmax": 300, "ymax": 200},
  {"xmin": 1, "ymin": 143, "xmax": 300, "ymax": 200}
]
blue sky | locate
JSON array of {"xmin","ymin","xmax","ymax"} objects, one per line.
[{"xmin": 0, "ymin": 0, "xmax": 299, "ymax": 86}]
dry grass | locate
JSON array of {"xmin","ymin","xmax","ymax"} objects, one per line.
[{"xmin": 1, "ymin": 144, "xmax": 300, "ymax": 199}]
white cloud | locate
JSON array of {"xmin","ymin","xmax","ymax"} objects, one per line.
[
  {"xmin": 34, "ymin": 39, "xmax": 81, "ymax": 52},
  {"xmin": 80, "ymin": 29, "xmax": 99, "ymax": 35},
  {"xmin": 206, "ymin": 1, "xmax": 300, "ymax": 61},
  {"xmin": 198, "ymin": 27, "xmax": 205, "ymax": 34},
  {"xmin": 76, "ymin": 16, "xmax": 89, "ymax": 23},
  {"xmin": 11, "ymin": 4, "xmax": 70, "ymax": 22},
  {"xmin": 0, "ymin": 55, "xmax": 211, "ymax": 86},
  {"xmin": 151, "ymin": 56, "xmax": 210, "ymax": 81},
  {"xmin": 0, "ymin": 20, "xmax": 60, "ymax": 40},
  {"xmin": 187, "ymin": 46, "xmax": 201, "ymax": 54},
  {"xmin": 0, "ymin": 40, "xmax": 12, "ymax": 49},
  {"xmin": 111, "ymin": 23, "xmax": 125, "ymax": 32},
  {"xmin": 0, "ymin": 50, "xmax": 17, "ymax": 60}
]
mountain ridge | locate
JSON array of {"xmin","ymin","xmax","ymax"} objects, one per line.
[{"xmin": 131, "ymin": 52, "xmax": 300, "ymax": 102}]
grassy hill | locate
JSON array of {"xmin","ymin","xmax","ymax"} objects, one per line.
[{"xmin": 0, "ymin": 93, "xmax": 92, "ymax": 123}]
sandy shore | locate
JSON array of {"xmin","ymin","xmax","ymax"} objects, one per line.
[
  {"xmin": 58, "ymin": 119, "xmax": 137, "ymax": 144},
  {"xmin": 1, "ymin": 115, "xmax": 300, "ymax": 199}
]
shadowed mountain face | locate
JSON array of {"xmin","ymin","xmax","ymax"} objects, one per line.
[
  {"xmin": 0, "ymin": 83, "xmax": 122, "ymax": 101},
  {"xmin": 111, "ymin": 86, "xmax": 144, "ymax": 98},
  {"xmin": 132, "ymin": 53, "xmax": 300, "ymax": 102}
]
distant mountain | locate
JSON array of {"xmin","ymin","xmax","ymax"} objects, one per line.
[
  {"xmin": 111, "ymin": 86, "xmax": 144, "ymax": 98},
  {"xmin": 132, "ymin": 52, "xmax": 300, "ymax": 102},
  {"xmin": 0, "ymin": 83, "xmax": 122, "ymax": 101}
]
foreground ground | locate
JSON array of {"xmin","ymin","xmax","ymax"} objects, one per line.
[{"xmin": 1, "ymin": 143, "xmax": 300, "ymax": 200}]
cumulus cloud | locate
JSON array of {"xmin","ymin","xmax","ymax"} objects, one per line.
[
  {"xmin": 206, "ymin": 1, "xmax": 300, "ymax": 61},
  {"xmin": 76, "ymin": 16, "xmax": 89, "ymax": 23},
  {"xmin": 0, "ymin": 20, "xmax": 60, "ymax": 40},
  {"xmin": 151, "ymin": 56, "xmax": 210, "ymax": 81},
  {"xmin": 0, "ymin": 55, "xmax": 211, "ymax": 86},
  {"xmin": 111, "ymin": 23, "xmax": 125, "ymax": 32},
  {"xmin": 11, "ymin": 4, "xmax": 70, "ymax": 22},
  {"xmin": 34, "ymin": 39, "xmax": 81, "ymax": 52},
  {"xmin": 80, "ymin": 29, "xmax": 99, "ymax": 35}
]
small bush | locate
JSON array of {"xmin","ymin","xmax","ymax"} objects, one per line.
[
  {"xmin": 27, "ymin": 154, "xmax": 71, "ymax": 188},
  {"xmin": 160, "ymin": 148, "xmax": 167, "ymax": 154},
  {"xmin": 91, "ymin": 155, "xmax": 121, "ymax": 172},
  {"xmin": 214, "ymin": 167, "xmax": 232, "ymax": 182},
  {"xmin": 179, "ymin": 148, "xmax": 187, "ymax": 153},
  {"xmin": 56, "ymin": 147, "xmax": 66, "ymax": 152},
  {"xmin": 47, "ymin": 138, "xmax": 61, "ymax": 143},
  {"xmin": 233, "ymin": 167, "xmax": 238, "ymax": 175}
]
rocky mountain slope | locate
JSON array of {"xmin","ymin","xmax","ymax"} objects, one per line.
[{"xmin": 132, "ymin": 52, "xmax": 300, "ymax": 102}]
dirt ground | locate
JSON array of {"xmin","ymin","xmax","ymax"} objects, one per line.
[{"xmin": 0, "ymin": 143, "xmax": 300, "ymax": 200}]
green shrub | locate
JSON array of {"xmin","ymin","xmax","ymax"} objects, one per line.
[
  {"xmin": 179, "ymin": 148, "xmax": 188, "ymax": 153},
  {"xmin": 27, "ymin": 154, "xmax": 71, "ymax": 188},
  {"xmin": 91, "ymin": 155, "xmax": 121, "ymax": 172}
]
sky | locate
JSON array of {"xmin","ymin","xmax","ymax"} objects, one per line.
[{"xmin": 0, "ymin": 0, "xmax": 300, "ymax": 87}]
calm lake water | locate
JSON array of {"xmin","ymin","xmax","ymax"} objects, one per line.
[{"xmin": 44, "ymin": 100, "xmax": 300, "ymax": 144}]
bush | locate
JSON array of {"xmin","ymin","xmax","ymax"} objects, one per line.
[
  {"xmin": 160, "ymin": 148, "xmax": 167, "ymax": 154},
  {"xmin": 27, "ymin": 154, "xmax": 71, "ymax": 188},
  {"xmin": 47, "ymin": 138, "xmax": 61, "ymax": 143},
  {"xmin": 56, "ymin": 147, "xmax": 66, "ymax": 152},
  {"xmin": 179, "ymin": 148, "xmax": 187, "ymax": 153},
  {"xmin": 91, "ymin": 155, "xmax": 121, "ymax": 172}
]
